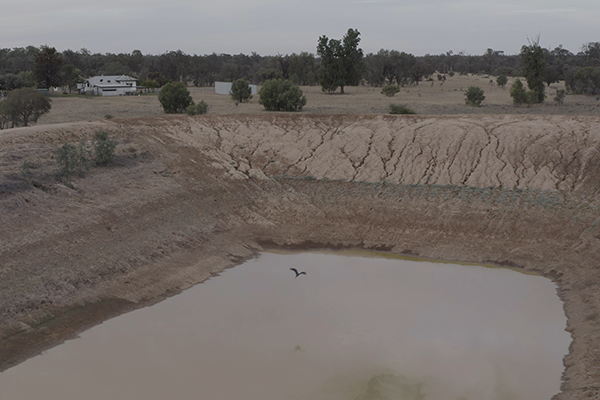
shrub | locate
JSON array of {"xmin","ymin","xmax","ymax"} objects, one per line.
[
  {"xmin": 381, "ymin": 84, "xmax": 400, "ymax": 97},
  {"xmin": 186, "ymin": 100, "xmax": 208, "ymax": 115},
  {"xmin": 93, "ymin": 130, "xmax": 117, "ymax": 166},
  {"xmin": 158, "ymin": 82, "xmax": 193, "ymax": 113},
  {"xmin": 448, "ymin": 71, "xmax": 455, "ymax": 77},
  {"xmin": 389, "ymin": 104, "xmax": 416, "ymax": 115},
  {"xmin": 510, "ymin": 79, "xmax": 531, "ymax": 105},
  {"xmin": 496, "ymin": 74, "xmax": 508, "ymax": 89},
  {"xmin": 56, "ymin": 143, "xmax": 80, "ymax": 181},
  {"xmin": 230, "ymin": 79, "xmax": 252, "ymax": 103},
  {"xmin": 258, "ymin": 79, "xmax": 307, "ymax": 111},
  {"xmin": 554, "ymin": 89, "xmax": 566, "ymax": 105},
  {"xmin": 464, "ymin": 86, "xmax": 485, "ymax": 106}
]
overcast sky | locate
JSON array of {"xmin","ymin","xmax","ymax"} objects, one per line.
[{"xmin": 2, "ymin": 0, "xmax": 598, "ymax": 56}]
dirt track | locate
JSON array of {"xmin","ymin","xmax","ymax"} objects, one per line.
[{"xmin": 1, "ymin": 114, "xmax": 600, "ymax": 399}]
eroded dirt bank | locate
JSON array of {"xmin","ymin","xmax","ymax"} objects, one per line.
[{"xmin": 1, "ymin": 114, "xmax": 600, "ymax": 399}]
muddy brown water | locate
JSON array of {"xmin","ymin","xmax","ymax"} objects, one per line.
[{"xmin": 0, "ymin": 251, "xmax": 570, "ymax": 400}]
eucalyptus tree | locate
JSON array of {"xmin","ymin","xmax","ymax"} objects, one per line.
[{"xmin": 316, "ymin": 28, "xmax": 364, "ymax": 94}]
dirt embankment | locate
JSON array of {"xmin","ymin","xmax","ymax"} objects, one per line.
[{"xmin": 1, "ymin": 114, "xmax": 600, "ymax": 399}]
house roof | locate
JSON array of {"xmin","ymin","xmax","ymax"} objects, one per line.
[{"xmin": 84, "ymin": 75, "xmax": 137, "ymax": 86}]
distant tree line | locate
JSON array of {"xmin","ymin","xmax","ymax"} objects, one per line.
[{"xmin": 1, "ymin": 40, "xmax": 600, "ymax": 94}]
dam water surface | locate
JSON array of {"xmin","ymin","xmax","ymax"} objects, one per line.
[{"xmin": 0, "ymin": 252, "xmax": 570, "ymax": 400}]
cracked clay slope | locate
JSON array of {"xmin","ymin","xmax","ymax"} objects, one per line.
[{"xmin": 158, "ymin": 114, "xmax": 600, "ymax": 194}]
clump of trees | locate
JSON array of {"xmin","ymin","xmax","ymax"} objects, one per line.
[
  {"xmin": 566, "ymin": 66, "xmax": 600, "ymax": 95},
  {"xmin": 2, "ymin": 40, "xmax": 600, "ymax": 93},
  {"xmin": 0, "ymin": 88, "xmax": 51, "ymax": 129},
  {"xmin": 258, "ymin": 79, "xmax": 306, "ymax": 111},
  {"xmin": 316, "ymin": 28, "xmax": 364, "ymax": 94},
  {"xmin": 464, "ymin": 86, "xmax": 485, "ymax": 106},
  {"xmin": 186, "ymin": 100, "xmax": 208, "ymax": 115}
]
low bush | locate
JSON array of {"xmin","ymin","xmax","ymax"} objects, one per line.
[
  {"xmin": 389, "ymin": 104, "xmax": 416, "ymax": 115},
  {"xmin": 381, "ymin": 84, "xmax": 400, "ymax": 97},
  {"xmin": 496, "ymin": 74, "xmax": 508, "ymax": 89},
  {"xmin": 55, "ymin": 131, "xmax": 118, "ymax": 181},
  {"xmin": 510, "ymin": 79, "xmax": 534, "ymax": 106},
  {"xmin": 93, "ymin": 130, "xmax": 117, "ymax": 166},
  {"xmin": 258, "ymin": 79, "xmax": 306, "ymax": 111},
  {"xmin": 186, "ymin": 100, "xmax": 209, "ymax": 115},
  {"xmin": 554, "ymin": 89, "xmax": 566, "ymax": 105},
  {"xmin": 464, "ymin": 86, "xmax": 485, "ymax": 106}
]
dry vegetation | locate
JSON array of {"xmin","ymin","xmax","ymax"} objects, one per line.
[{"xmin": 34, "ymin": 74, "xmax": 600, "ymax": 126}]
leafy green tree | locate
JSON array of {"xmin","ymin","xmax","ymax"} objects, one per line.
[
  {"xmin": 520, "ymin": 39, "xmax": 546, "ymax": 103},
  {"xmin": 62, "ymin": 64, "xmax": 83, "ymax": 93},
  {"xmin": 0, "ymin": 88, "xmax": 51, "ymax": 128},
  {"xmin": 464, "ymin": 86, "xmax": 485, "ymax": 106},
  {"xmin": 158, "ymin": 82, "xmax": 193, "ymax": 113},
  {"xmin": 496, "ymin": 73, "xmax": 508, "ymax": 89},
  {"xmin": 19, "ymin": 71, "xmax": 38, "ymax": 88},
  {"xmin": 230, "ymin": 79, "xmax": 252, "ymax": 102},
  {"xmin": 316, "ymin": 28, "xmax": 364, "ymax": 94},
  {"xmin": 258, "ymin": 79, "xmax": 306, "ymax": 111},
  {"xmin": 34, "ymin": 45, "xmax": 63, "ymax": 89},
  {"xmin": 544, "ymin": 65, "xmax": 561, "ymax": 87}
]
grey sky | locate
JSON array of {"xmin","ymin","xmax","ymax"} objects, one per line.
[{"xmin": 2, "ymin": 0, "xmax": 598, "ymax": 56}]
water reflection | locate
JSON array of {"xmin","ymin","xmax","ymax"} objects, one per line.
[{"xmin": 0, "ymin": 252, "xmax": 570, "ymax": 400}]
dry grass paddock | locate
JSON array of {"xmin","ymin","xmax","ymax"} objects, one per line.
[{"xmin": 35, "ymin": 74, "xmax": 600, "ymax": 126}]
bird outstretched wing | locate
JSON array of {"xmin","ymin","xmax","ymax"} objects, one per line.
[{"xmin": 290, "ymin": 268, "xmax": 306, "ymax": 277}]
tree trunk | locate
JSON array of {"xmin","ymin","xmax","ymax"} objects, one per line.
[{"xmin": 340, "ymin": 85, "xmax": 345, "ymax": 94}]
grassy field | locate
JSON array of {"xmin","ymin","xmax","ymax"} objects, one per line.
[{"xmin": 35, "ymin": 74, "xmax": 600, "ymax": 126}]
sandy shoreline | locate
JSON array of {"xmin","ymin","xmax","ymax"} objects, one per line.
[{"xmin": 1, "ymin": 114, "xmax": 600, "ymax": 399}]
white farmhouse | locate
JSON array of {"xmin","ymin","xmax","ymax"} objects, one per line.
[{"xmin": 79, "ymin": 75, "xmax": 138, "ymax": 96}]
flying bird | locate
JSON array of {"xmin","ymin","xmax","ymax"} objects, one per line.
[{"xmin": 290, "ymin": 268, "xmax": 306, "ymax": 278}]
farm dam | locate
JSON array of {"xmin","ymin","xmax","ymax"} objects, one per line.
[{"xmin": 1, "ymin": 113, "xmax": 600, "ymax": 399}]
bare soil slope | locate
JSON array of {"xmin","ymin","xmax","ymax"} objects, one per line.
[{"xmin": 1, "ymin": 114, "xmax": 600, "ymax": 399}]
